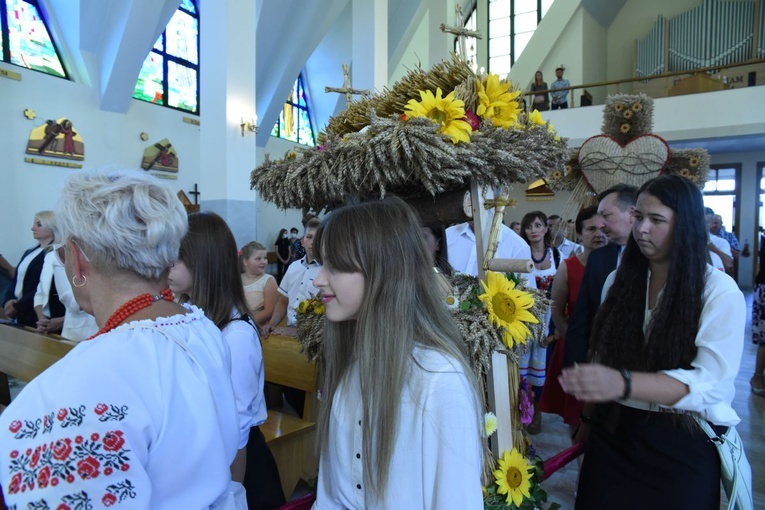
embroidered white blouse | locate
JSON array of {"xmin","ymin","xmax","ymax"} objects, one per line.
[
  {"xmin": 0, "ymin": 305, "xmax": 241, "ymax": 508},
  {"xmin": 313, "ymin": 346, "xmax": 484, "ymax": 510},
  {"xmin": 602, "ymin": 265, "xmax": 745, "ymax": 426}
]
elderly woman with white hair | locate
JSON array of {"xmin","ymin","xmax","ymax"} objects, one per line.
[{"xmin": 0, "ymin": 170, "xmax": 244, "ymax": 508}]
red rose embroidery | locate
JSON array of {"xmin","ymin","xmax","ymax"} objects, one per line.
[
  {"xmin": 121, "ymin": 463, "xmax": 130, "ymax": 472},
  {"xmin": 52, "ymin": 438, "xmax": 73, "ymax": 460},
  {"xmin": 95, "ymin": 403, "xmax": 108, "ymax": 415},
  {"xmin": 8, "ymin": 420, "xmax": 21, "ymax": 433},
  {"xmin": 51, "ymin": 477, "xmax": 59, "ymax": 487},
  {"xmin": 103, "ymin": 431, "xmax": 125, "ymax": 452},
  {"xmin": 102, "ymin": 493, "xmax": 117, "ymax": 507},
  {"xmin": 104, "ymin": 467, "xmax": 113, "ymax": 475},
  {"xmin": 10, "ymin": 450, "xmax": 18, "ymax": 458},
  {"xmin": 66, "ymin": 474, "xmax": 75, "ymax": 483},
  {"xmin": 77, "ymin": 456, "xmax": 101, "ymax": 479},
  {"xmin": 30, "ymin": 447, "xmax": 41, "ymax": 468},
  {"xmin": 57, "ymin": 504, "xmax": 70, "ymax": 510},
  {"xmin": 57, "ymin": 408, "xmax": 68, "ymax": 421},
  {"xmin": 38, "ymin": 466, "xmax": 51, "ymax": 488},
  {"xmin": 91, "ymin": 433, "xmax": 100, "ymax": 441},
  {"xmin": 8, "ymin": 472, "xmax": 21, "ymax": 494},
  {"xmin": 75, "ymin": 435, "xmax": 83, "ymax": 444}
]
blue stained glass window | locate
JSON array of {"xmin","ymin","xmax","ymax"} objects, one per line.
[
  {"xmin": 271, "ymin": 73, "xmax": 316, "ymax": 147},
  {"xmin": 1, "ymin": 0, "xmax": 67, "ymax": 78},
  {"xmin": 133, "ymin": 0, "xmax": 199, "ymax": 114}
]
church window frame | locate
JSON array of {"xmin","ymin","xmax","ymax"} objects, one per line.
[
  {"xmin": 0, "ymin": 0, "xmax": 68, "ymax": 79},
  {"xmin": 133, "ymin": 0, "xmax": 200, "ymax": 114},
  {"xmin": 488, "ymin": 0, "xmax": 554, "ymax": 76},
  {"xmin": 271, "ymin": 73, "xmax": 317, "ymax": 147}
]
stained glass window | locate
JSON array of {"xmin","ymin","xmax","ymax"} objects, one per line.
[
  {"xmin": 133, "ymin": 0, "xmax": 199, "ymax": 114},
  {"xmin": 0, "ymin": 0, "xmax": 67, "ymax": 78},
  {"xmin": 271, "ymin": 74, "xmax": 316, "ymax": 147}
]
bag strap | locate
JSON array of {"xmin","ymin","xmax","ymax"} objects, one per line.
[{"xmin": 696, "ymin": 419, "xmax": 740, "ymax": 510}]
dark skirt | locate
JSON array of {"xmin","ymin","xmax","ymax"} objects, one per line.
[
  {"xmin": 576, "ymin": 404, "xmax": 720, "ymax": 510},
  {"xmin": 243, "ymin": 426, "xmax": 286, "ymax": 510}
]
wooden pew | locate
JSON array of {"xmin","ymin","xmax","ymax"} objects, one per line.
[
  {"xmin": 0, "ymin": 324, "xmax": 76, "ymax": 406},
  {"xmin": 260, "ymin": 328, "xmax": 319, "ymax": 498}
]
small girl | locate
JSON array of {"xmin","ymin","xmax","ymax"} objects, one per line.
[
  {"xmin": 240, "ymin": 241, "xmax": 278, "ymax": 326},
  {"xmin": 311, "ymin": 196, "xmax": 483, "ymax": 509},
  {"xmin": 169, "ymin": 212, "xmax": 284, "ymax": 510}
]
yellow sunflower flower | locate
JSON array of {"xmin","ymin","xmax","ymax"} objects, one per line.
[
  {"xmin": 298, "ymin": 300, "xmax": 310, "ymax": 314},
  {"xmin": 478, "ymin": 271, "xmax": 538, "ymax": 348},
  {"xmin": 314, "ymin": 303, "xmax": 325, "ymax": 315},
  {"xmin": 527, "ymin": 109, "xmax": 546, "ymax": 128},
  {"xmin": 493, "ymin": 448, "xmax": 534, "ymax": 507},
  {"xmin": 476, "ymin": 74, "xmax": 522, "ymax": 128},
  {"xmin": 620, "ymin": 123, "xmax": 631, "ymax": 134},
  {"xmin": 404, "ymin": 88, "xmax": 473, "ymax": 144}
]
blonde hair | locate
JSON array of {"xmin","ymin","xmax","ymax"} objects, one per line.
[
  {"xmin": 35, "ymin": 210, "xmax": 57, "ymax": 242},
  {"xmin": 313, "ymin": 196, "xmax": 482, "ymax": 500},
  {"xmin": 239, "ymin": 241, "xmax": 267, "ymax": 273}
]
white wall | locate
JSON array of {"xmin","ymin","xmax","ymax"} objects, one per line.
[
  {"xmin": 388, "ymin": 9, "xmax": 430, "ymax": 85},
  {"xmin": 0, "ymin": 65, "xmax": 202, "ymax": 264}
]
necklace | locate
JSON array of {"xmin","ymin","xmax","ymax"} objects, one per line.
[
  {"xmin": 88, "ymin": 289, "xmax": 174, "ymax": 340},
  {"xmin": 531, "ymin": 248, "xmax": 548, "ymax": 264}
]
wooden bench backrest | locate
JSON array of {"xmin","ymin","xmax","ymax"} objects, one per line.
[
  {"xmin": 0, "ymin": 325, "xmax": 75, "ymax": 382},
  {"xmin": 262, "ymin": 333, "xmax": 317, "ymax": 393}
]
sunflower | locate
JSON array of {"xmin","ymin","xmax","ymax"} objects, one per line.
[
  {"xmin": 298, "ymin": 300, "xmax": 310, "ymax": 314},
  {"xmin": 623, "ymin": 109, "xmax": 633, "ymax": 120},
  {"xmin": 614, "ymin": 103, "xmax": 624, "ymax": 112},
  {"xmin": 527, "ymin": 109, "xmax": 546, "ymax": 128},
  {"xmin": 476, "ymin": 74, "xmax": 522, "ymax": 128},
  {"xmin": 404, "ymin": 88, "xmax": 473, "ymax": 144},
  {"xmin": 631, "ymin": 102, "xmax": 643, "ymax": 112},
  {"xmin": 314, "ymin": 303, "xmax": 325, "ymax": 315},
  {"xmin": 550, "ymin": 170, "xmax": 564, "ymax": 181},
  {"xmin": 493, "ymin": 448, "xmax": 533, "ymax": 507},
  {"xmin": 478, "ymin": 271, "xmax": 538, "ymax": 348},
  {"xmin": 689, "ymin": 156, "xmax": 700, "ymax": 167},
  {"xmin": 620, "ymin": 123, "xmax": 631, "ymax": 134}
]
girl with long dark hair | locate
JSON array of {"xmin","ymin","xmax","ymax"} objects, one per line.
[{"xmin": 560, "ymin": 175, "xmax": 746, "ymax": 509}]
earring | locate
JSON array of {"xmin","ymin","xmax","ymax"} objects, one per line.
[{"xmin": 72, "ymin": 274, "xmax": 87, "ymax": 288}]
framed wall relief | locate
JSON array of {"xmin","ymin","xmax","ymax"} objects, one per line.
[
  {"xmin": 141, "ymin": 138, "xmax": 179, "ymax": 178},
  {"xmin": 525, "ymin": 179, "xmax": 554, "ymax": 201},
  {"xmin": 26, "ymin": 118, "xmax": 85, "ymax": 160}
]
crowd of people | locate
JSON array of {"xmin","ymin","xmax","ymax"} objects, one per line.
[{"xmin": 0, "ymin": 169, "xmax": 752, "ymax": 509}]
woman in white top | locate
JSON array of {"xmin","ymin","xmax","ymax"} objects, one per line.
[
  {"xmin": 311, "ymin": 197, "xmax": 483, "ymax": 510},
  {"xmin": 560, "ymin": 175, "xmax": 746, "ymax": 509},
  {"xmin": 520, "ymin": 210, "xmax": 560, "ymax": 434},
  {"xmin": 239, "ymin": 241, "xmax": 278, "ymax": 327},
  {"xmin": 0, "ymin": 170, "xmax": 243, "ymax": 508},
  {"xmin": 169, "ymin": 211, "xmax": 284, "ymax": 510}
]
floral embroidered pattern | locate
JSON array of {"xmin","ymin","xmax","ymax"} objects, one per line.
[
  {"xmin": 7, "ymin": 431, "xmax": 131, "ymax": 495},
  {"xmin": 103, "ymin": 479, "xmax": 136, "ymax": 506},
  {"xmin": 8, "ymin": 404, "xmax": 128, "ymax": 441}
]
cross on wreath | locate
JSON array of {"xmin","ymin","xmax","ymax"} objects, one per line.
[{"xmin": 324, "ymin": 64, "xmax": 371, "ymax": 104}]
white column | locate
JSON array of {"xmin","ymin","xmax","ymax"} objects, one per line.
[
  {"xmin": 352, "ymin": 0, "xmax": 388, "ymax": 93},
  {"xmin": 428, "ymin": 0, "xmax": 457, "ymax": 68},
  {"xmin": 199, "ymin": 0, "xmax": 258, "ymax": 245}
]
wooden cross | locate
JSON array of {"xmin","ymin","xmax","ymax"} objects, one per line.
[
  {"xmin": 324, "ymin": 64, "xmax": 371, "ymax": 103},
  {"xmin": 440, "ymin": 4, "xmax": 482, "ymax": 62},
  {"xmin": 188, "ymin": 183, "xmax": 200, "ymax": 205}
]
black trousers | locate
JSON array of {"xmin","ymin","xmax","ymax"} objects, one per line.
[{"xmin": 243, "ymin": 426, "xmax": 286, "ymax": 510}]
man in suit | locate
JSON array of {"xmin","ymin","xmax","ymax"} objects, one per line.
[{"xmin": 564, "ymin": 184, "xmax": 637, "ymax": 367}]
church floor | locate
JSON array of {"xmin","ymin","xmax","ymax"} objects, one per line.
[{"xmin": 535, "ymin": 291, "xmax": 765, "ymax": 509}]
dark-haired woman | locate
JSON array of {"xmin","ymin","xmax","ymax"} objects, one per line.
[
  {"xmin": 169, "ymin": 212, "xmax": 284, "ymax": 510},
  {"xmin": 274, "ymin": 228, "xmax": 292, "ymax": 283},
  {"xmin": 560, "ymin": 175, "xmax": 745, "ymax": 509},
  {"xmin": 520, "ymin": 211, "xmax": 560, "ymax": 434}
]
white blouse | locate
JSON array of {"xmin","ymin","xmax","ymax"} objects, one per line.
[
  {"xmin": 313, "ymin": 346, "xmax": 484, "ymax": 510},
  {"xmin": 603, "ymin": 265, "xmax": 745, "ymax": 426},
  {"xmin": 223, "ymin": 314, "xmax": 267, "ymax": 449},
  {"xmin": 0, "ymin": 305, "xmax": 241, "ymax": 508}
]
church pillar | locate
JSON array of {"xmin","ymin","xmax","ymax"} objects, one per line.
[
  {"xmin": 199, "ymin": 0, "xmax": 258, "ymax": 245},
  {"xmin": 428, "ymin": 0, "xmax": 457, "ymax": 68},
  {"xmin": 352, "ymin": 0, "xmax": 387, "ymax": 92}
]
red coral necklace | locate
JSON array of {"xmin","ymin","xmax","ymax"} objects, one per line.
[{"xmin": 88, "ymin": 289, "xmax": 174, "ymax": 340}]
